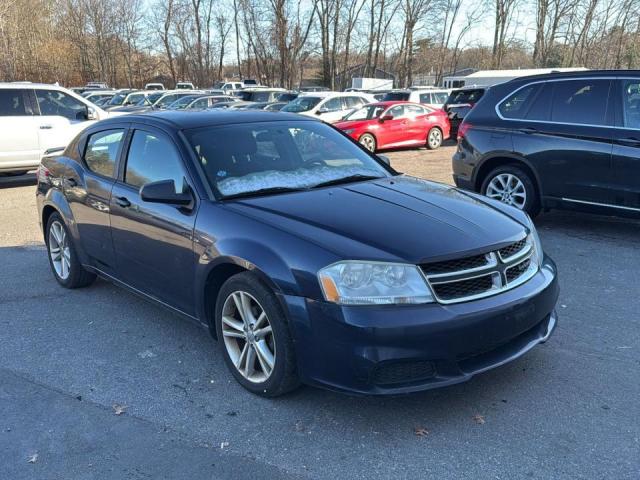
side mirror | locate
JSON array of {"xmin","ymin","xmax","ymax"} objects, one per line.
[
  {"xmin": 379, "ymin": 114, "xmax": 394, "ymax": 122},
  {"xmin": 377, "ymin": 154, "xmax": 391, "ymax": 165},
  {"xmin": 87, "ymin": 106, "xmax": 98, "ymax": 121},
  {"xmin": 140, "ymin": 180, "xmax": 193, "ymax": 206}
]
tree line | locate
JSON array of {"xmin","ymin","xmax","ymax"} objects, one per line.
[{"xmin": 2, "ymin": 0, "xmax": 640, "ymax": 89}]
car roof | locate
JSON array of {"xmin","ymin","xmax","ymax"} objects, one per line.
[
  {"xmin": 299, "ymin": 91, "xmax": 367, "ymax": 98},
  {"xmin": 96, "ymin": 109, "xmax": 317, "ymax": 129}
]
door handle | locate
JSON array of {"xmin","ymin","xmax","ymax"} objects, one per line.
[
  {"xmin": 115, "ymin": 196, "xmax": 131, "ymax": 208},
  {"xmin": 518, "ymin": 127, "xmax": 538, "ymax": 134},
  {"xmin": 39, "ymin": 124, "xmax": 53, "ymax": 130},
  {"xmin": 619, "ymin": 137, "xmax": 640, "ymax": 147}
]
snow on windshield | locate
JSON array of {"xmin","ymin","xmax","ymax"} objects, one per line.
[{"xmin": 217, "ymin": 164, "xmax": 381, "ymax": 196}]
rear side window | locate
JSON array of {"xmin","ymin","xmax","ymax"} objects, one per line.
[
  {"xmin": 621, "ymin": 80, "xmax": 640, "ymax": 129},
  {"xmin": 344, "ymin": 96, "xmax": 364, "ymax": 108},
  {"xmin": 125, "ymin": 131, "xmax": 186, "ymax": 192},
  {"xmin": 323, "ymin": 97, "xmax": 343, "ymax": 111},
  {"xmin": 498, "ymin": 85, "xmax": 541, "ymax": 119},
  {"xmin": 0, "ymin": 89, "xmax": 30, "ymax": 116},
  {"xmin": 419, "ymin": 93, "xmax": 433, "ymax": 104},
  {"xmin": 36, "ymin": 89, "xmax": 87, "ymax": 120},
  {"xmin": 550, "ymin": 79, "xmax": 610, "ymax": 125},
  {"xmin": 84, "ymin": 129, "xmax": 125, "ymax": 178}
]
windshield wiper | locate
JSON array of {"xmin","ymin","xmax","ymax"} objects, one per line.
[
  {"xmin": 310, "ymin": 174, "xmax": 383, "ymax": 189},
  {"xmin": 221, "ymin": 186, "xmax": 306, "ymax": 200}
]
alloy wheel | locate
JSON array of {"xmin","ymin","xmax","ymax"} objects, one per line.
[
  {"xmin": 221, "ymin": 291, "xmax": 275, "ymax": 383},
  {"xmin": 428, "ymin": 129, "xmax": 442, "ymax": 148},
  {"xmin": 485, "ymin": 173, "xmax": 527, "ymax": 209},
  {"xmin": 359, "ymin": 134, "xmax": 376, "ymax": 152},
  {"xmin": 48, "ymin": 220, "xmax": 71, "ymax": 280}
]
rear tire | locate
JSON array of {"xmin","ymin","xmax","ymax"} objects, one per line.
[
  {"xmin": 426, "ymin": 127, "xmax": 442, "ymax": 150},
  {"xmin": 481, "ymin": 165, "xmax": 541, "ymax": 216},
  {"xmin": 45, "ymin": 212, "xmax": 96, "ymax": 288},
  {"xmin": 359, "ymin": 133, "xmax": 377, "ymax": 152},
  {"xmin": 215, "ymin": 272, "xmax": 300, "ymax": 397}
]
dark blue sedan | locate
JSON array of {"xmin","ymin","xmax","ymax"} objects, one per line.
[{"xmin": 36, "ymin": 110, "xmax": 559, "ymax": 396}]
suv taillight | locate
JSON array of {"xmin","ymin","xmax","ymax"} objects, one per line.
[
  {"xmin": 37, "ymin": 165, "xmax": 50, "ymax": 184},
  {"xmin": 457, "ymin": 122, "xmax": 472, "ymax": 142}
]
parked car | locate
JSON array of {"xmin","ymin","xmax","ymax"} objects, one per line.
[
  {"xmin": 152, "ymin": 91, "xmax": 204, "ymax": 109},
  {"xmin": 209, "ymin": 101, "xmax": 241, "ymax": 109},
  {"xmin": 299, "ymin": 86, "xmax": 330, "ymax": 92},
  {"xmin": 183, "ymin": 95, "xmax": 238, "ymax": 110},
  {"xmin": 108, "ymin": 91, "xmax": 167, "ymax": 113},
  {"xmin": 85, "ymin": 82, "xmax": 109, "ymax": 90},
  {"xmin": 166, "ymin": 94, "xmax": 208, "ymax": 110},
  {"xmin": 454, "ymin": 70, "xmax": 640, "ymax": 217},
  {"xmin": 263, "ymin": 102, "xmax": 287, "ymax": 111},
  {"xmin": 443, "ymin": 86, "xmax": 486, "ymax": 135},
  {"xmin": 335, "ymin": 101, "xmax": 450, "ymax": 152},
  {"xmin": 241, "ymin": 79, "xmax": 259, "ymax": 87},
  {"xmin": 0, "ymin": 82, "xmax": 107, "ymax": 174},
  {"xmin": 145, "ymin": 83, "xmax": 165, "ymax": 90},
  {"xmin": 276, "ymin": 91, "xmax": 298, "ymax": 102},
  {"xmin": 102, "ymin": 89, "xmax": 139, "ymax": 110},
  {"xmin": 382, "ymin": 89, "xmax": 451, "ymax": 109},
  {"xmin": 83, "ymin": 90, "xmax": 117, "ymax": 105},
  {"xmin": 281, "ymin": 92, "xmax": 374, "ymax": 123},
  {"xmin": 234, "ymin": 88, "xmax": 287, "ymax": 103},
  {"xmin": 176, "ymin": 82, "xmax": 195, "ymax": 90},
  {"xmin": 36, "ymin": 110, "xmax": 558, "ymax": 396}
]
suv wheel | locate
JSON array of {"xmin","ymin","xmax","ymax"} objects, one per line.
[
  {"xmin": 45, "ymin": 213, "xmax": 96, "ymax": 288},
  {"xmin": 215, "ymin": 272, "xmax": 300, "ymax": 397},
  {"xmin": 481, "ymin": 165, "xmax": 540, "ymax": 216},
  {"xmin": 426, "ymin": 127, "xmax": 442, "ymax": 150}
]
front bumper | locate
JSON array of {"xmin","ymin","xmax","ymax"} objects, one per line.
[{"xmin": 284, "ymin": 256, "xmax": 559, "ymax": 395}]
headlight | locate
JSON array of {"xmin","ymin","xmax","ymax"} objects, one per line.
[
  {"xmin": 343, "ymin": 129, "xmax": 354, "ymax": 134},
  {"xmin": 527, "ymin": 221, "xmax": 544, "ymax": 268},
  {"xmin": 318, "ymin": 261, "xmax": 435, "ymax": 305}
]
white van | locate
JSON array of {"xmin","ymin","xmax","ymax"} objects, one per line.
[{"xmin": 0, "ymin": 83, "xmax": 108, "ymax": 174}]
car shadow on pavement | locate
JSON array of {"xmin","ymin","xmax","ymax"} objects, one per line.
[{"xmin": 0, "ymin": 172, "xmax": 37, "ymax": 189}]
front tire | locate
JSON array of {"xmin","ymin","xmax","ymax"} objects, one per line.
[
  {"xmin": 45, "ymin": 213, "xmax": 96, "ymax": 288},
  {"xmin": 426, "ymin": 127, "xmax": 442, "ymax": 150},
  {"xmin": 215, "ymin": 272, "xmax": 300, "ymax": 397},
  {"xmin": 359, "ymin": 133, "xmax": 377, "ymax": 152},
  {"xmin": 481, "ymin": 165, "xmax": 540, "ymax": 216}
]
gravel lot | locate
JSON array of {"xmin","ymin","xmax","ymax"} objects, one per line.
[{"xmin": 1, "ymin": 147, "xmax": 639, "ymax": 479}]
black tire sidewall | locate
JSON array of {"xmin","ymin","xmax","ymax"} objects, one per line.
[
  {"xmin": 481, "ymin": 165, "xmax": 541, "ymax": 216},
  {"xmin": 45, "ymin": 213, "xmax": 92, "ymax": 288},
  {"xmin": 214, "ymin": 272, "xmax": 298, "ymax": 397}
]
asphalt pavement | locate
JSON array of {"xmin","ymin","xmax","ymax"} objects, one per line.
[{"xmin": 1, "ymin": 174, "xmax": 639, "ymax": 479}]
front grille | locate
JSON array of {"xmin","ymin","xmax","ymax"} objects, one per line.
[
  {"xmin": 431, "ymin": 275, "xmax": 495, "ymax": 301},
  {"xmin": 424, "ymin": 254, "xmax": 488, "ymax": 275},
  {"xmin": 421, "ymin": 235, "xmax": 536, "ymax": 304},
  {"xmin": 498, "ymin": 238, "xmax": 527, "ymax": 260},
  {"xmin": 506, "ymin": 258, "xmax": 531, "ymax": 283},
  {"xmin": 372, "ymin": 361, "xmax": 436, "ymax": 386}
]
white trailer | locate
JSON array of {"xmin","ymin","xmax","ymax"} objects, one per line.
[{"xmin": 351, "ymin": 77, "xmax": 394, "ymax": 91}]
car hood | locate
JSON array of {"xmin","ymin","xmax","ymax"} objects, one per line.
[
  {"xmin": 224, "ymin": 175, "xmax": 528, "ymax": 264},
  {"xmin": 334, "ymin": 119, "xmax": 374, "ymax": 130}
]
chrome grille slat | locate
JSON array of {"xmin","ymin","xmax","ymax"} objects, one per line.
[{"xmin": 421, "ymin": 235, "xmax": 537, "ymax": 304}]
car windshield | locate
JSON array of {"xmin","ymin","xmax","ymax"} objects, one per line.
[
  {"xmin": 382, "ymin": 92, "xmax": 410, "ymax": 101},
  {"xmin": 107, "ymin": 92, "xmax": 129, "ymax": 106},
  {"xmin": 185, "ymin": 121, "xmax": 390, "ymax": 198},
  {"xmin": 343, "ymin": 104, "xmax": 386, "ymax": 121},
  {"xmin": 277, "ymin": 92, "xmax": 297, "ymax": 102},
  {"xmin": 281, "ymin": 96, "xmax": 322, "ymax": 113},
  {"xmin": 155, "ymin": 94, "xmax": 184, "ymax": 108},
  {"xmin": 170, "ymin": 95, "xmax": 202, "ymax": 109},
  {"xmin": 139, "ymin": 92, "xmax": 163, "ymax": 105},
  {"xmin": 447, "ymin": 89, "xmax": 485, "ymax": 104}
]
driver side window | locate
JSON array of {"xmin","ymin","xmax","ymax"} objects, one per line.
[
  {"xmin": 388, "ymin": 105, "xmax": 405, "ymax": 118},
  {"xmin": 125, "ymin": 131, "xmax": 186, "ymax": 193},
  {"xmin": 36, "ymin": 89, "xmax": 86, "ymax": 121}
]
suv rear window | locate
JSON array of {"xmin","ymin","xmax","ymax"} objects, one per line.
[{"xmin": 382, "ymin": 92, "xmax": 410, "ymax": 101}]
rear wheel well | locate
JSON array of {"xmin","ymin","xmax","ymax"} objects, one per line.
[
  {"xmin": 41, "ymin": 206, "xmax": 58, "ymax": 240},
  {"xmin": 475, "ymin": 157, "xmax": 540, "ymax": 198},
  {"xmin": 204, "ymin": 263, "xmax": 248, "ymax": 338}
]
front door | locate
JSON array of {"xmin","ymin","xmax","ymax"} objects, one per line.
[
  {"xmin": 509, "ymin": 78, "xmax": 614, "ymax": 204},
  {"xmin": 109, "ymin": 127, "xmax": 198, "ymax": 315},
  {"xmin": 611, "ymin": 78, "xmax": 640, "ymax": 210},
  {"xmin": 378, "ymin": 104, "xmax": 409, "ymax": 148}
]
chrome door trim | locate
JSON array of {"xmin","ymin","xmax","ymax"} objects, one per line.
[{"xmin": 561, "ymin": 197, "xmax": 640, "ymax": 212}]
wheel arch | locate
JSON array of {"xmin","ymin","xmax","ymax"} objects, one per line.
[{"xmin": 474, "ymin": 155, "xmax": 543, "ymax": 200}]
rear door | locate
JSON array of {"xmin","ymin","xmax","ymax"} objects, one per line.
[
  {"xmin": 507, "ymin": 78, "xmax": 614, "ymax": 205},
  {"xmin": 109, "ymin": 127, "xmax": 198, "ymax": 314},
  {"xmin": 611, "ymin": 78, "xmax": 640, "ymax": 210},
  {"xmin": 0, "ymin": 88, "xmax": 40, "ymax": 170}
]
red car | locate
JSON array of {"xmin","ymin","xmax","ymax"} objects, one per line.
[{"xmin": 334, "ymin": 101, "xmax": 451, "ymax": 152}]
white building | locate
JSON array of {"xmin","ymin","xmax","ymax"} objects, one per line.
[{"xmin": 442, "ymin": 67, "xmax": 588, "ymax": 89}]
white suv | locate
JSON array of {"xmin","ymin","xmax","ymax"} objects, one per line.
[
  {"xmin": 383, "ymin": 88, "xmax": 452, "ymax": 109},
  {"xmin": 281, "ymin": 92, "xmax": 374, "ymax": 123},
  {"xmin": 0, "ymin": 83, "xmax": 107, "ymax": 174}
]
